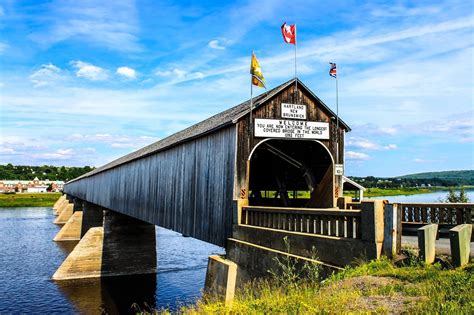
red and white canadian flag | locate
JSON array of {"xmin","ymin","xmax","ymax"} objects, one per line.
[{"xmin": 281, "ymin": 22, "xmax": 296, "ymax": 44}]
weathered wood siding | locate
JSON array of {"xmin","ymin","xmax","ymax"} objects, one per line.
[
  {"xmin": 64, "ymin": 126, "xmax": 236, "ymax": 247},
  {"xmin": 235, "ymin": 84, "xmax": 345, "ymax": 202}
]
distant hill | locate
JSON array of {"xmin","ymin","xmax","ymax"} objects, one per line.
[
  {"xmin": 398, "ymin": 170, "xmax": 474, "ymax": 183},
  {"xmin": 349, "ymin": 170, "xmax": 474, "ymax": 188}
]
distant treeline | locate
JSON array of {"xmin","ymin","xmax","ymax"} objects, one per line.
[
  {"xmin": 0, "ymin": 164, "xmax": 95, "ymax": 182},
  {"xmin": 349, "ymin": 170, "xmax": 474, "ymax": 188}
]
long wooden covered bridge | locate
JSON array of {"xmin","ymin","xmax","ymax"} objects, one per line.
[{"xmin": 52, "ymin": 78, "xmax": 394, "ymax": 289}]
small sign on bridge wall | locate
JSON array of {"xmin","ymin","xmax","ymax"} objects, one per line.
[
  {"xmin": 335, "ymin": 164, "xmax": 344, "ymax": 176},
  {"xmin": 254, "ymin": 118, "xmax": 329, "ymax": 139},
  {"xmin": 281, "ymin": 103, "xmax": 306, "ymax": 120}
]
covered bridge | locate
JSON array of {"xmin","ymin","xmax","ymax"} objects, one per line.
[{"xmin": 64, "ymin": 78, "xmax": 350, "ymax": 247}]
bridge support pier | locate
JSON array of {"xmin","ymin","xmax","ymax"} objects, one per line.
[
  {"xmin": 54, "ymin": 202, "xmax": 74, "ymax": 225},
  {"xmin": 53, "ymin": 195, "xmax": 67, "ymax": 215},
  {"xmin": 54, "ymin": 197, "xmax": 68, "ymax": 216},
  {"xmin": 53, "ymin": 199, "xmax": 103, "ymax": 242},
  {"xmin": 53, "ymin": 212, "xmax": 83, "ymax": 241},
  {"xmin": 53, "ymin": 209, "xmax": 156, "ymax": 280},
  {"xmin": 81, "ymin": 202, "xmax": 104, "ymax": 238}
]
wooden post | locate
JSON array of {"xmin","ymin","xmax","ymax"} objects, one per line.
[
  {"xmin": 383, "ymin": 203, "xmax": 402, "ymax": 258},
  {"xmin": 417, "ymin": 224, "xmax": 438, "ymax": 264},
  {"xmin": 449, "ymin": 224, "xmax": 472, "ymax": 267},
  {"xmin": 361, "ymin": 200, "xmax": 384, "ymax": 260},
  {"xmin": 337, "ymin": 196, "xmax": 352, "ymax": 210}
]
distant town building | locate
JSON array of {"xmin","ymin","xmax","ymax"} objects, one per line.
[{"xmin": 0, "ymin": 177, "xmax": 64, "ymax": 193}]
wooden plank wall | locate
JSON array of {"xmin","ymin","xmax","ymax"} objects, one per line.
[
  {"xmin": 64, "ymin": 126, "xmax": 236, "ymax": 247},
  {"xmin": 234, "ymin": 84, "xmax": 345, "ymax": 202}
]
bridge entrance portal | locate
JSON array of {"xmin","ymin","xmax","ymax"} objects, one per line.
[{"xmin": 248, "ymin": 139, "xmax": 335, "ymax": 208}]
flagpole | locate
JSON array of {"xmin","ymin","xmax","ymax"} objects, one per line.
[
  {"xmin": 249, "ymin": 52, "xmax": 254, "ymax": 156},
  {"xmin": 294, "ymin": 25, "xmax": 298, "ymax": 103},
  {"xmin": 335, "ymin": 67, "xmax": 339, "ymax": 165}
]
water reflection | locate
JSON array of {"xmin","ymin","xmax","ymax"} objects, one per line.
[
  {"xmin": 56, "ymin": 275, "xmax": 157, "ymax": 314},
  {"xmin": 55, "ymin": 240, "xmax": 79, "ymax": 256}
]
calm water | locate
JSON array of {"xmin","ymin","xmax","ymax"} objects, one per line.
[
  {"xmin": 367, "ymin": 188, "xmax": 474, "ymax": 203},
  {"xmin": 0, "ymin": 207, "xmax": 224, "ymax": 314}
]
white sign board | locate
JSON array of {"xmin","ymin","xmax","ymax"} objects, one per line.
[
  {"xmin": 281, "ymin": 103, "xmax": 306, "ymax": 120},
  {"xmin": 254, "ymin": 119, "xmax": 329, "ymax": 140},
  {"xmin": 335, "ymin": 164, "xmax": 344, "ymax": 176}
]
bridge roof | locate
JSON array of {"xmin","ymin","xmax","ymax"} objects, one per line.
[{"xmin": 70, "ymin": 78, "xmax": 351, "ymax": 182}]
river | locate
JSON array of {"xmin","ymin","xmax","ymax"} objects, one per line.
[
  {"xmin": 366, "ymin": 188, "xmax": 474, "ymax": 203},
  {"xmin": 0, "ymin": 207, "xmax": 224, "ymax": 314}
]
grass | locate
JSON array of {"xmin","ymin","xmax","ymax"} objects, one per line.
[
  {"xmin": 156, "ymin": 257, "xmax": 473, "ymax": 314},
  {"xmin": 355, "ymin": 187, "xmax": 433, "ymax": 197},
  {"xmin": 0, "ymin": 192, "xmax": 61, "ymax": 207}
]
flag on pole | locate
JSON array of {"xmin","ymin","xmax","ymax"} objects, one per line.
[
  {"xmin": 329, "ymin": 62, "xmax": 337, "ymax": 78},
  {"xmin": 281, "ymin": 22, "xmax": 296, "ymax": 44},
  {"xmin": 250, "ymin": 52, "xmax": 266, "ymax": 88}
]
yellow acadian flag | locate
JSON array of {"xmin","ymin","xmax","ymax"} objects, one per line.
[{"xmin": 250, "ymin": 52, "xmax": 266, "ymax": 88}]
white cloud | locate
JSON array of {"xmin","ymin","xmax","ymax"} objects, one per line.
[
  {"xmin": 347, "ymin": 139, "xmax": 379, "ymax": 150},
  {"xmin": 0, "ymin": 42, "xmax": 8, "ymax": 55},
  {"xmin": 412, "ymin": 158, "xmax": 439, "ymax": 164},
  {"xmin": 71, "ymin": 61, "xmax": 108, "ymax": 81},
  {"xmin": 347, "ymin": 138, "xmax": 398, "ymax": 151},
  {"xmin": 384, "ymin": 144, "xmax": 398, "ymax": 150},
  {"xmin": 370, "ymin": 5, "xmax": 440, "ymax": 17},
  {"xmin": 68, "ymin": 133, "xmax": 158, "ymax": 150},
  {"xmin": 379, "ymin": 127, "xmax": 397, "ymax": 135},
  {"xmin": 156, "ymin": 68, "xmax": 187, "ymax": 78},
  {"xmin": 0, "ymin": 147, "xmax": 16, "ymax": 154},
  {"xmin": 397, "ymin": 113, "xmax": 474, "ymax": 143},
  {"xmin": 346, "ymin": 151, "xmax": 370, "ymax": 160},
  {"xmin": 29, "ymin": 63, "xmax": 62, "ymax": 87},
  {"xmin": 29, "ymin": 1, "xmax": 142, "ymax": 53},
  {"xmin": 116, "ymin": 66, "xmax": 136, "ymax": 79},
  {"xmin": 33, "ymin": 148, "xmax": 74, "ymax": 160},
  {"xmin": 155, "ymin": 68, "xmax": 204, "ymax": 81},
  {"xmin": 208, "ymin": 39, "xmax": 226, "ymax": 50}
]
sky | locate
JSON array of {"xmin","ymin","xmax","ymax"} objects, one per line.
[{"xmin": 0, "ymin": 0, "xmax": 472, "ymax": 177}]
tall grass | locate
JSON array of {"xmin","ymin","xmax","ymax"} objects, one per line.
[{"xmin": 165, "ymin": 257, "xmax": 473, "ymax": 314}]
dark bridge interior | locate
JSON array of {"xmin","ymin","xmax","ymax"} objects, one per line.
[{"xmin": 249, "ymin": 139, "xmax": 334, "ymax": 208}]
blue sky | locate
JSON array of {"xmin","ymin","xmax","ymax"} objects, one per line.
[{"xmin": 0, "ymin": 0, "xmax": 472, "ymax": 177}]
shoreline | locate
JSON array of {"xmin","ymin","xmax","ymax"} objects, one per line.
[{"xmin": 345, "ymin": 186, "xmax": 473, "ymax": 198}]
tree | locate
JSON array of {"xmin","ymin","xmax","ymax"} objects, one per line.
[{"xmin": 443, "ymin": 188, "xmax": 470, "ymax": 203}]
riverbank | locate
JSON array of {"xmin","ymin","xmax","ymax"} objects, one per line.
[
  {"xmin": 172, "ymin": 257, "xmax": 473, "ymax": 314},
  {"xmin": 345, "ymin": 186, "xmax": 474, "ymax": 198},
  {"xmin": 0, "ymin": 193, "xmax": 61, "ymax": 207}
]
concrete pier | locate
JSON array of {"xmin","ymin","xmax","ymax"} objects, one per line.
[
  {"xmin": 53, "ymin": 227, "xmax": 104, "ymax": 280},
  {"xmin": 54, "ymin": 198, "xmax": 69, "ymax": 216},
  {"xmin": 204, "ymin": 255, "xmax": 237, "ymax": 305},
  {"xmin": 54, "ymin": 203, "xmax": 74, "ymax": 225},
  {"xmin": 53, "ymin": 210, "xmax": 156, "ymax": 280},
  {"xmin": 81, "ymin": 202, "xmax": 104, "ymax": 238},
  {"xmin": 53, "ymin": 211, "xmax": 83, "ymax": 241},
  {"xmin": 53, "ymin": 195, "xmax": 67, "ymax": 215},
  {"xmin": 361, "ymin": 200, "xmax": 385, "ymax": 260}
]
